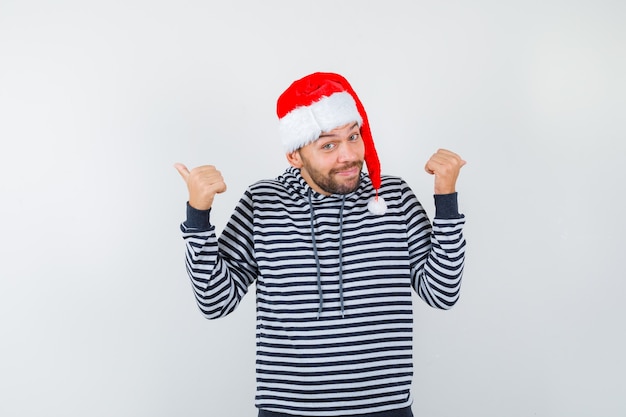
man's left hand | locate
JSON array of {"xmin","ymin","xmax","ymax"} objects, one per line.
[{"xmin": 424, "ymin": 149, "xmax": 466, "ymax": 194}]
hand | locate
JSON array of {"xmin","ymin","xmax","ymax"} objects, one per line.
[
  {"xmin": 174, "ymin": 163, "xmax": 227, "ymax": 210},
  {"xmin": 424, "ymin": 149, "xmax": 466, "ymax": 194}
]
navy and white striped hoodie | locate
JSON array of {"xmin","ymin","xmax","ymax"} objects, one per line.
[{"xmin": 180, "ymin": 166, "xmax": 465, "ymax": 416}]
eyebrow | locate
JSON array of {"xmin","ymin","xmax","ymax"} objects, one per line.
[{"xmin": 318, "ymin": 122, "xmax": 360, "ymax": 138}]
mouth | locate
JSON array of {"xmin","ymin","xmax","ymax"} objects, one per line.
[
  {"xmin": 336, "ymin": 167, "xmax": 359, "ymax": 176},
  {"xmin": 332, "ymin": 163, "xmax": 362, "ymax": 177}
]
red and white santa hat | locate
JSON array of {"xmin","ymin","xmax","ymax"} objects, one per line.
[{"xmin": 276, "ymin": 72, "xmax": 386, "ymax": 214}]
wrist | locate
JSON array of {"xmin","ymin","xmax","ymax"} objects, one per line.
[
  {"xmin": 188, "ymin": 197, "xmax": 213, "ymax": 211},
  {"xmin": 434, "ymin": 186, "xmax": 455, "ymax": 194}
]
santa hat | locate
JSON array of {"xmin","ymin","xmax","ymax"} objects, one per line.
[{"xmin": 276, "ymin": 72, "xmax": 386, "ymax": 215}]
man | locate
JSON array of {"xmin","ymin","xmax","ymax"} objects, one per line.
[{"xmin": 175, "ymin": 72, "xmax": 466, "ymax": 417}]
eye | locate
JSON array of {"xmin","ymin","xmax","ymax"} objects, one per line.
[
  {"xmin": 321, "ymin": 142, "xmax": 336, "ymax": 151},
  {"xmin": 349, "ymin": 133, "xmax": 361, "ymax": 141}
]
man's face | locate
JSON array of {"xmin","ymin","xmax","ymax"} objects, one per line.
[{"xmin": 288, "ymin": 122, "xmax": 365, "ymax": 195}]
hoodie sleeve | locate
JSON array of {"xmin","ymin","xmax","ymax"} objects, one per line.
[
  {"xmin": 180, "ymin": 190, "xmax": 258, "ymax": 319},
  {"xmin": 403, "ymin": 184, "xmax": 466, "ymax": 309}
]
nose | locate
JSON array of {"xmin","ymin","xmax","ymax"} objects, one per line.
[{"xmin": 337, "ymin": 140, "xmax": 358, "ymax": 162}]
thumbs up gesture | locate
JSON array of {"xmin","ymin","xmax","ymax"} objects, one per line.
[
  {"xmin": 174, "ymin": 163, "xmax": 227, "ymax": 210},
  {"xmin": 424, "ymin": 149, "xmax": 466, "ymax": 195}
]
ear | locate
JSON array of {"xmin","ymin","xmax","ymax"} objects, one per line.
[{"xmin": 286, "ymin": 150, "xmax": 303, "ymax": 168}]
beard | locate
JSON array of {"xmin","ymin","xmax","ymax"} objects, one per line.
[{"xmin": 303, "ymin": 161, "xmax": 364, "ymax": 195}]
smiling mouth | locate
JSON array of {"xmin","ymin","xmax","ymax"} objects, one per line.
[
  {"xmin": 336, "ymin": 167, "xmax": 358, "ymax": 176},
  {"xmin": 332, "ymin": 163, "xmax": 362, "ymax": 176}
]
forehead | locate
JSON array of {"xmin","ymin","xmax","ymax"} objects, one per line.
[{"xmin": 319, "ymin": 122, "xmax": 360, "ymax": 138}]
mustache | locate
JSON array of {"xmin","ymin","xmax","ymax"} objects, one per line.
[{"xmin": 330, "ymin": 161, "xmax": 363, "ymax": 174}]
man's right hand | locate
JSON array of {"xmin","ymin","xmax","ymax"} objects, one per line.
[{"xmin": 174, "ymin": 163, "xmax": 227, "ymax": 210}]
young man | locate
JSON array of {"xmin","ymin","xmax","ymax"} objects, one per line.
[{"xmin": 175, "ymin": 72, "xmax": 466, "ymax": 417}]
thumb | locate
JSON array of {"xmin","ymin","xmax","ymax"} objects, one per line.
[
  {"xmin": 424, "ymin": 160, "xmax": 435, "ymax": 175},
  {"xmin": 173, "ymin": 162, "xmax": 190, "ymax": 182}
]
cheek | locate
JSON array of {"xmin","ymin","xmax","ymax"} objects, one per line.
[
  {"xmin": 350, "ymin": 144, "xmax": 366, "ymax": 163},
  {"xmin": 320, "ymin": 155, "xmax": 340, "ymax": 172}
]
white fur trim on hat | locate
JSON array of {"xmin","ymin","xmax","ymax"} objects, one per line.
[{"xmin": 279, "ymin": 92, "xmax": 363, "ymax": 153}]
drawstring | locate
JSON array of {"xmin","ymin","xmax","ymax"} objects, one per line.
[
  {"xmin": 308, "ymin": 189, "xmax": 323, "ymax": 319},
  {"xmin": 338, "ymin": 195, "xmax": 345, "ymax": 317},
  {"xmin": 308, "ymin": 189, "xmax": 346, "ymax": 319}
]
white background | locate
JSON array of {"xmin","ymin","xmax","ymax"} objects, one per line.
[{"xmin": 1, "ymin": 1, "xmax": 625, "ymax": 416}]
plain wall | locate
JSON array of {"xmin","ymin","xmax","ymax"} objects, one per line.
[{"xmin": 1, "ymin": 1, "xmax": 625, "ymax": 416}]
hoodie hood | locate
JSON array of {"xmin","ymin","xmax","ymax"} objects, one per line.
[{"xmin": 280, "ymin": 166, "xmax": 373, "ymax": 203}]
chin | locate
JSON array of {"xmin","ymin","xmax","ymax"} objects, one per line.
[{"xmin": 335, "ymin": 179, "xmax": 361, "ymax": 195}]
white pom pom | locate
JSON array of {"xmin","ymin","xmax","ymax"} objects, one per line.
[{"xmin": 367, "ymin": 196, "xmax": 387, "ymax": 215}]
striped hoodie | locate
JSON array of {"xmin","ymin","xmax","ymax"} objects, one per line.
[{"xmin": 180, "ymin": 166, "xmax": 465, "ymax": 416}]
